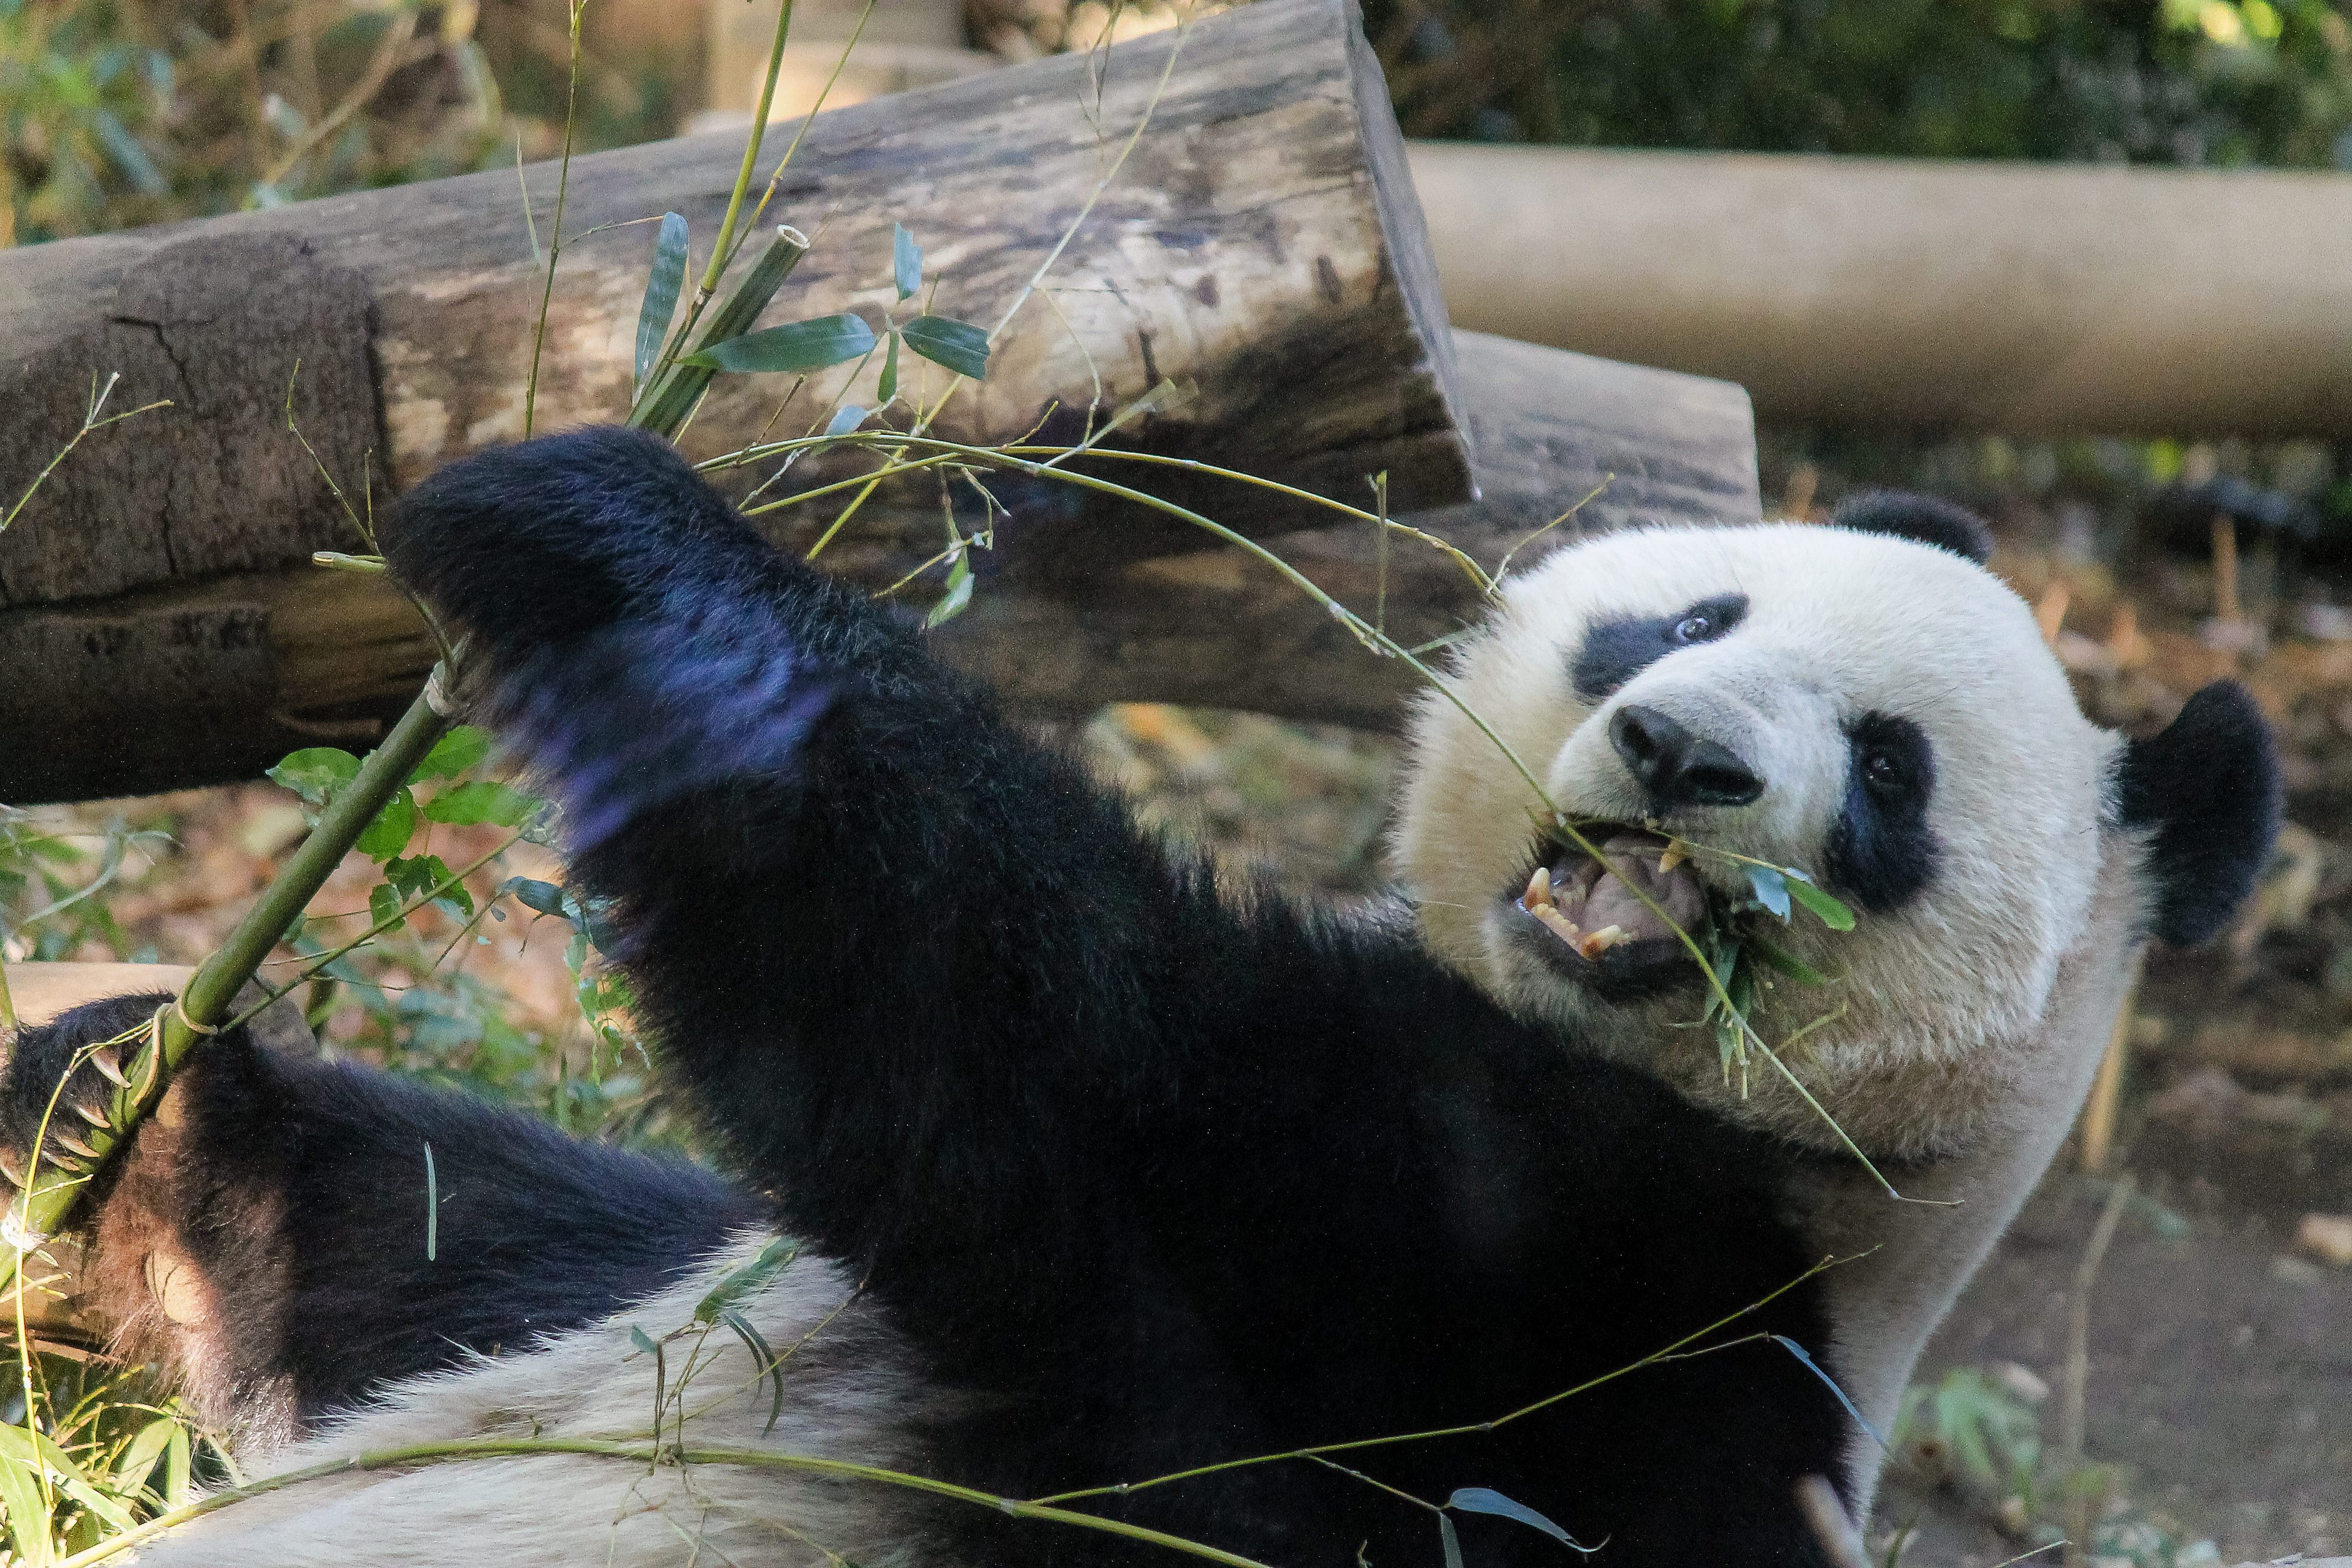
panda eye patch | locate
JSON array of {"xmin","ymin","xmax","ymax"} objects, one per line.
[
  {"xmin": 1572, "ymin": 594, "xmax": 1748, "ymax": 701},
  {"xmin": 1826, "ymin": 711, "xmax": 1940, "ymax": 911}
]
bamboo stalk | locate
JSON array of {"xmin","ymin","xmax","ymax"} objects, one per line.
[
  {"xmin": 0, "ymin": 678, "xmax": 451, "ymax": 1293},
  {"xmin": 627, "ymin": 225, "xmax": 812, "ymax": 436}
]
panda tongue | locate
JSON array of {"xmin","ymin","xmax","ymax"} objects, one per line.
[{"xmin": 1570, "ymin": 832, "xmax": 1708, "ymax": 944}]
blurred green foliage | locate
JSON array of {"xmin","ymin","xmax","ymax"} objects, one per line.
[
  {"xmin": 1, "ymin": 0, "xmax": 676, "ymax": 247},
  {"xmin": 1368, "ymin": 0, "xmax": 2352, "ymax": 167}
]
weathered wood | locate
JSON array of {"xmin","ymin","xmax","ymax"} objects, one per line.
[
  {"xmin": 0, "ymin": 331, "xmax": 1757, "ymax": 801},
  {"xmin": 0, "ymin": 0, "xmax": 1464, "ymax": 620},
  {"xmin": 0, "ymin": 234, "xmax": 380, "ymax": 608}
]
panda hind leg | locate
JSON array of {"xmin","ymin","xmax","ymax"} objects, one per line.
[{"xmin": 2, "ymin": 993, "xmax": 769, "ymax": 1450}]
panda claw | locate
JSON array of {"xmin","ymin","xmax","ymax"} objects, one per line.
[
  {"xmin": 87, "ymin": 1048, "xmax": 128, "ymax": 1089},
  {"xmin": 0, "ymin": 1151, "xmax": 23, "ymax": 1190},
  {"xmin": 73, "ymin": 1102, "xmax": 111, "ymax": 1131},
  {"xmin": 51, "ymin": 1129, "xmax": 99, "ymax": 1161}
]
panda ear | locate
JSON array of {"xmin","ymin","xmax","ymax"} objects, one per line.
[
  {"xmin": 1828, "ymin": 491, "xmax": 1995, "ymax": 565},
  {"xmin": 2112, "ymin": 681, "xmax": 2283, "ymax": 948}
]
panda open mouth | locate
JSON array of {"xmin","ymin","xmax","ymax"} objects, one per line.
[{"xmin": 1509, "ymin": 827, "xmax": 1711, "ymax": 999}]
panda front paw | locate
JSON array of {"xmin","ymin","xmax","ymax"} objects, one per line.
[{"xmin": 0, "ymin": 993, "xmax": 167, "ymax": 1188}]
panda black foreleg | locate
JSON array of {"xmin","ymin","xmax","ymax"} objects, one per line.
[
  {"xmin": 0, "ymin": 994, "xmax": 764, "ymax": 1446},
  {"xmin": 378, "ymin": 429, "xmax": 1262, "ymax": 1342}
]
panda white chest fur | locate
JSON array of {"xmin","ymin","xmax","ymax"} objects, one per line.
[{"xmin": 0, "ymin": 443, "xmax": 2278, "ymax": 1568}]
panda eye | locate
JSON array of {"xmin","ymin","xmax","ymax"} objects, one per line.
[
  {"xmin": 1862, "ymin": 749, "xmax": 1904, "ymax": 793},
  {"xmin": 1672, "ymin": 612, "xmax": 1716, "ymax": 644}
]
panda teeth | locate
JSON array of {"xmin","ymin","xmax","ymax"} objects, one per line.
[
  {"xmin": 1523, "ymin": 866, "xmax": 1553, "ymax": 910},
  {"xmin": 1657, "ymin": 842, "xmax": 1687, "ymax": 875},
  {"xmin": 1530, "ymin": 901, "xmax": 1585, "ymax": 947},
  {"xmin": 1576, "ymin": 925, "xmax": 1627, "ymax": 960}
]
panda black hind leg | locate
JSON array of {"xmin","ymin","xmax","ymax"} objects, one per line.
[{"xmin": 0, "ymin": 992, "xmax": 765, "ymax": 1450}]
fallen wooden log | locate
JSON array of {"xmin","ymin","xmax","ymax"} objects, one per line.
[
  {"xmin": 0, "ymin": 330, "xmax": 1757, "ymax": 801},
  {"xmin": 1409, "ymin": 140, "xmax": 2352, "ymax": 437},
  {"xmin": 0, "ymin": 0, "xmax": 1463, "ymax": 607}
]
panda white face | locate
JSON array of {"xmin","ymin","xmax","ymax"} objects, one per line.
[{"xmin": 1395, "ymin": 522, "xmax": 2125, "ymax": 1160}]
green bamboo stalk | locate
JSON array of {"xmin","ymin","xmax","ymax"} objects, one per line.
[
  {"xmin": 626, "ymin": 225, "xmax": 811, "ymax": 437},
  {"xmin": 0, "ymin": 678, "xmax": 453, "ymax": 1293},
  {"xmin": 55, "ymin": 1436, "xmax": 1277, "ymax": 1568}
]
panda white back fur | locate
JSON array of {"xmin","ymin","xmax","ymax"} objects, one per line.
[{"xmin": 0, "ymin": 439, "xmax": 2278, "ymax": 1568}]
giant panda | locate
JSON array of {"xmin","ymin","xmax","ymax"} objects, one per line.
[{"xmin": 0, "ymin": 431, "xmax": 2279, "ymax": 1568}]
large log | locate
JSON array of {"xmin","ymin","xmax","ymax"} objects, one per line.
[
  {"xmin": 0, "ymin": 0, "xmax": 1464, "ymax": 609},
  {"xmin": 0, "ymin": 331, "xmax": 1758, "ymax": 801},
  {"xmin": 1409, "ymin": 140, "xmax": 2352, "ymax": 437}
]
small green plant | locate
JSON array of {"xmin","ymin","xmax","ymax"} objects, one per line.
[{"xmin": 1896, "ymin": 1368, "xmax": 2045, "ymax": 1516}]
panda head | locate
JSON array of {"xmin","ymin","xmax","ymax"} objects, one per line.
[{"xmin": 1395, "ymin": 495, "xmax": 2280, "ymax": 1161}]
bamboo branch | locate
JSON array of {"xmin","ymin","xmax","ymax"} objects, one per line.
[{"xmin": 0, "ymin": 680, "xmax": 451, "ymax": 1293}]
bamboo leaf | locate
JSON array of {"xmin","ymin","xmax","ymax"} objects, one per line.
[
  {"xmin": 721, "ymin": 1308, "xmax": 788, "ymax": 1435},
  {"xmin": 927, "ymin": 553, "xmax": 975, "ymax": 628},
  {"xmin": 409, "ymin": 726, "xmax": 493, "ymax": 784},
  {"xmin": 892, "ymin": 222, "xmax": 922, "ymax": 301},
  {"xmin": 825, "ymin": 405, "xmax": 868, "ymax": 438},
  {"xmin": 878, "ymin": 331, "xmax": 900, "ymax": 403},
  {"xmin": 1785, "ymin": 875, "xmax": 1856, "ymax": 932},
  {"xmin": 504, "ymin": 878, "xmax": 570, "ymax": 919},
  {"xmin": 113, "ymin": 1418, "xmax": 179, "ymax": 1504},
  {"xmin": 1745, "ymin": 935, "xmax": 1831, "ymax": 987},
  {"xmin": 355, "ymin": 788, "xmax": 418, "ymax": 861},
  {"xmin": 634, "ymin": 212, "xmax": 689, "ymax": 387},
  {"xmin": 901, "ymin": 314, "xmax": 990, "ymax": 380},
  {"xmin": 695, "ymin": 1237, "xmax": 799, "ymax": 1323},
  {"xmin": 268, "ymin": 747, "xmax": 359, "ymax": 807},
  {"xmin": 1438, "ymin": 1513, "xmax": 1463, "ymax": 1568},
  {"xmin": 683, "ymin": 314, "xmax": 876, "ymax": 374},
  {"xmin": 0, "ymin": 1424, "xmax": 135, "ymax": 1533},
  {"xmin": 1745, "ymin": 863, "xmax": 1791, "ymax": 921},
  {"xmin": 0, "ymin": 1441, "xmax": 50, "ymax": 1565},
  {"xmin": 1446, "ymin": 1488, "xmax": 1594, "ymax": 1552},
  {"xmin": 423, "ymin": 781, "xmax": 538, "ymax": 828},
  {"xmin": 162, "ymin": 1427, "xmax": 189, "ymax": 1508}
]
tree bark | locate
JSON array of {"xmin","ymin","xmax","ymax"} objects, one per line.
[{"xmin": 0, "ymin": 331, "xmax": 1756, "ymax": 801}]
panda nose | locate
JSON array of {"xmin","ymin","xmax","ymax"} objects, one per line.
[{"xmin": 1608, "ymin": 704, "xmax": 1766, "ymax": 809}]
